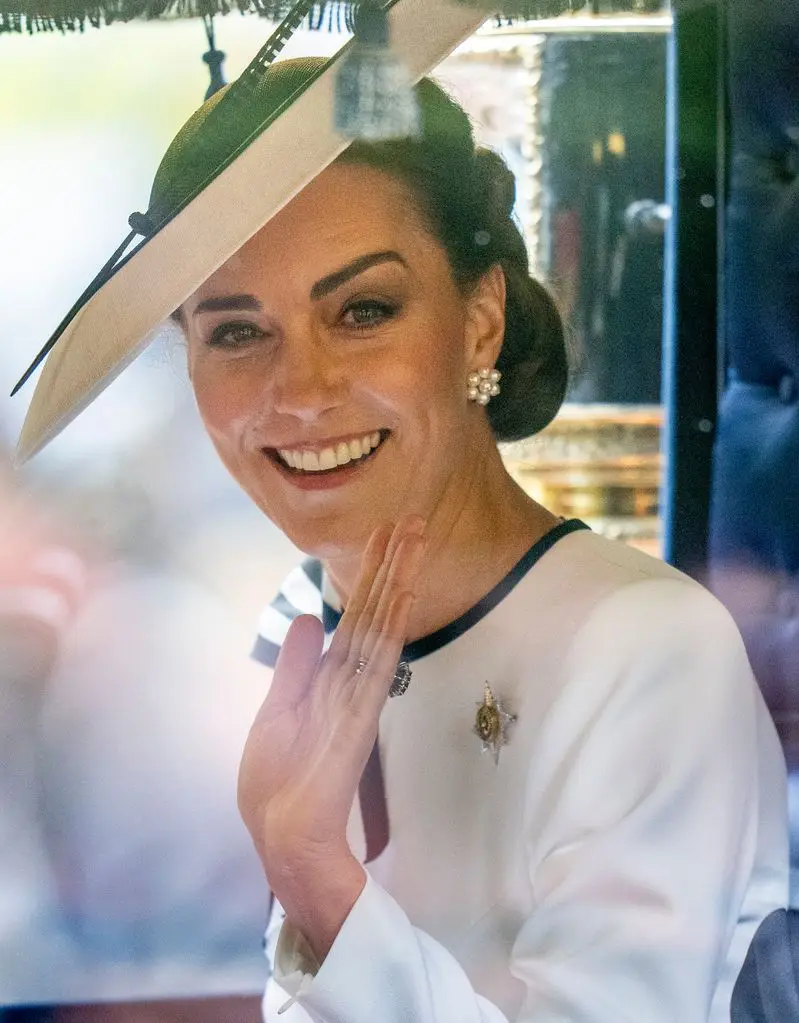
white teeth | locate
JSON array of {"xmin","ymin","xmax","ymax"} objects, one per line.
[
  {"xmin": 277, "ymin": 432, "xmax": 384, "ymax": 472},
  {"xmin": 318, "ymin": 448, "xmax": 337, "ymax": 471}
]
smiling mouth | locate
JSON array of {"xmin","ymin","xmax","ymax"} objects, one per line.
[{"xmin": 266, "ymin": 430, "xmax": 390, "ymax": 475}]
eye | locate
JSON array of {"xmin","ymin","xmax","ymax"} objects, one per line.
[
  {"xmin": 207, "ymin": 321, "xmax": 266, "ymax": 349},
  {"xmin": 340, "ymin": 299, "xmax": 399, "ymax": 330}
]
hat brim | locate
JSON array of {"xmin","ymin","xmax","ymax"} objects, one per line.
[{"xmin": 15, "ymin": 0, "xmax": 487, "ymax": 465}]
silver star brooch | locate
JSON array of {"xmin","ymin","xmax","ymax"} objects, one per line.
[{"xmin": 474, "ymin": 683, "xmax": 516, "ymax": 764}]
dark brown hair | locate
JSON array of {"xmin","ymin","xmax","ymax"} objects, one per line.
[{"xmin": 339, "ymin": 77, "xmax": 568, "ymax": 441}]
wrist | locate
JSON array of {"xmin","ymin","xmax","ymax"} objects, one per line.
[{"xmin": 272, "ymin": 852, "xmax": 366, "ymax": 964}]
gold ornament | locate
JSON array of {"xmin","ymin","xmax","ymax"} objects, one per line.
[{"xmin": 474, "ymin": 683, "xmax": 516, "ymax": 764}]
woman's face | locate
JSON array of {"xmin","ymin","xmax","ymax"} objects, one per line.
[{"xmin": 183, "ymin": 162, "xmax": 504, "ymax": 558}]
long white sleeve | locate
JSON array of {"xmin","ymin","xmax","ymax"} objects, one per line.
[
  {"xmin": 274, "ymin": 876, "xmax": 505, "ymax": 1022},
  {"xmin": 268, "ymin": 578, "xmax": 787, "ymax": 1023}
]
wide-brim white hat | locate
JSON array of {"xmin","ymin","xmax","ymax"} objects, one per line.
[{"xmin": 13, "ymin": 0, "xmax": 489, "ymax": 464}]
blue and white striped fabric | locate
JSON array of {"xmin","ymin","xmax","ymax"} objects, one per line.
[{"xmin": 252, "ymin": 558, "xmax": 339, "ymax": 669}]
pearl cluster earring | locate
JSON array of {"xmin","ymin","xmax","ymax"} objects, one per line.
[{"xmin": 467, "ymin": 368, "xmax": 502, "ymax": 406}]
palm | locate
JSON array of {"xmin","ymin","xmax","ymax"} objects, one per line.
[
  {"xmin": 239, "ymin": 621, "xmax": 345, "ymax": 855},
  {"xmin": 238, "ymin": 518, "xmax": 425, "ymax": 879}
]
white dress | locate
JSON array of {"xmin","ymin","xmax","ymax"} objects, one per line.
[{"xmin": 251, "ymin": 520, "xmax": 788, "ymax": 1023}]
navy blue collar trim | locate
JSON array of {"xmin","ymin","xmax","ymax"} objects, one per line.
[{"xmin": 324, "ymin": 518, "xmax": 590, "ymax": 662}]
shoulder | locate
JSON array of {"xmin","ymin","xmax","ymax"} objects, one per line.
[
  {"xmin": 513, "ymin": 527, "xmax": 733, "ymax": 654},
  {"xmin": 571, "ymin": 538, "xmax": 742, "ymax": 661},
  {"xmin": 522, "ymin": 529, "xmax": 755, "ymax": 720},
  {"xmin": 538, "ymin": 528, "xmax": 734, "ymax": 640},
  {"xmin": 525, "ymin": 542, "xmax": 770, "ymax": 831},
  {"xmin": 547, "ymin": 543, "xmax": 758, "ymax": 755},
  {"xmin": 548, "ymin": 526, "xmax": 696, "ymax": 592}
]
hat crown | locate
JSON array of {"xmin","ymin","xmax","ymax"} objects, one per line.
[{"xmin": 149, "ymin": 56, "xmax": 329, "ymax": 229}]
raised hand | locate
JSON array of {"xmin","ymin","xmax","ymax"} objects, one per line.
[{"xmin": 237, "ymin": 516, "xmax": 425, "ymax": 958}]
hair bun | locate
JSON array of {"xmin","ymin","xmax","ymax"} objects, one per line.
[
  {"xmin": 475, "ymin": 147, "xmax": 516, "ymax": 221},
  {"xmin": 342, "ymin": 83, "xmax": 567, "ymax": 441}
]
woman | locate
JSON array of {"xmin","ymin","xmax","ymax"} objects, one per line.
[
  {"xmin": 17, "ymin": 45, "xmax": 788, "ymax": 1023},
  {"xmin": 159, "ymin": 56, "xmax": 788, "ymax": 1020}
]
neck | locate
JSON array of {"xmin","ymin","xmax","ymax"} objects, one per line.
[{"xmin": 323, "ymin": 437, "xmax": 558, "ymax": 643}]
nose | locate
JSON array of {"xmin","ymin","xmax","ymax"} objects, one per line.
[{"xmin": 270, "ymin": 330, "xmax": 345, "ymax": 423}]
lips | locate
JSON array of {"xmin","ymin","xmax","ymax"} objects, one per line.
[{"xmin": 265, "ymin": 430, "xmax": 389, "ymax": 475}]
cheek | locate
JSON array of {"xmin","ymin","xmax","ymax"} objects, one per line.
[
  {"xmin": 190, "ymin": 361, "xmax": 261, "ymax": 448},
  {"xmin": 371, "ymin": 319, "xmax": 468, "ymax": 443},
  {"xmin": 409, "ymin": 309, "xmax": 470, "ymax": 416}
]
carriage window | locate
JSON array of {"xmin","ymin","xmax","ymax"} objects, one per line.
[{"xmin": 442, "ymin": 8, "xmax": 671, "ymax": 559}]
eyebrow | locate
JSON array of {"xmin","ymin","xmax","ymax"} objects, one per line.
[
  {"xmin": 309, "ymin": 251, "xmax": 408, "ymax": 301},
  {"xmin": 193, "ymin": 294, "xmax": 263, "ymax": 317},
  {"xmin": 191, "ymin": 251, "xmax": 407, "ymax": 318}
]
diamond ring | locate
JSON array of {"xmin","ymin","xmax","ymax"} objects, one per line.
[
  {"xmin": 389, "ymin": 661, "xmax": 412, "ymax": 699},
  {"xmin": 354, "ymin": 657, "xmax": 411, "ymax": 697}
]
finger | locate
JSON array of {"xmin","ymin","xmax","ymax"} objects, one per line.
[
  {"xmin": 353, "ymin": 588, "xmax": 415, "ymax": 714},
  {"xmin": 325, "ymin": 524, "xmax": 392, "ymax": 669},
  {"xmin": 260, "ymin": 614, "xmax": 324, "ymax": 717},
  {"xmin": 360, "ymin": 530, "xmax": 425, "ymax": 662},
  {"xmin": 350, "ymin": 516, "xmax": 425, "ymax": 659}
]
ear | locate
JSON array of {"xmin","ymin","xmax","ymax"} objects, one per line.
[{"xmin": 463, "ymin": 264, "xmax": 506, "ymax": 373}]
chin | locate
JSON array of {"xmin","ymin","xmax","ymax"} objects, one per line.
[
  {"xmin": 236, "ymin": 448, "xmax": 426, "ymax": 559},
  {"xmin": 277, "ymin": 511, "xmax": 387, "ymax": 561},
  {"xmin": 272, "ymin": 491, "xmax": 427, "ymax": 562}
]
